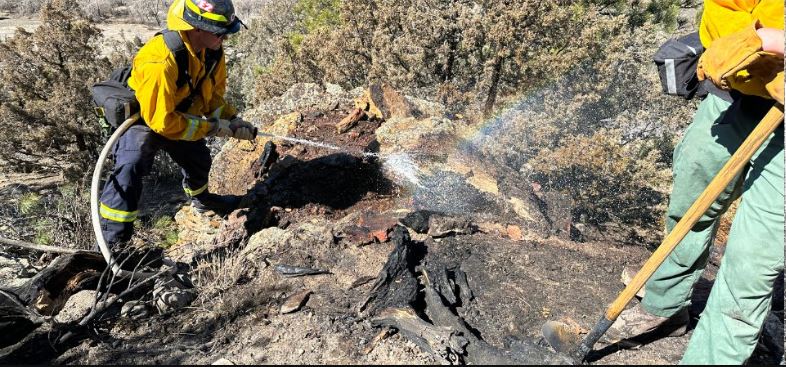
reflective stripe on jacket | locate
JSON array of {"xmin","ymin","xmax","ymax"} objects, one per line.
[
  {"xmin": 700, "ymin": 0, "xmax": 784, "ymax": 48},
  {"xmin": 127, "ymin": 31, "xmax": 237, "ymax": 141}
]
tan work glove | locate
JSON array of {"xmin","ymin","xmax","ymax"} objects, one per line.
[
  {"xmin": 696, "ymin": 21, "xmax": 784, "ymax": 100},
  {"xmin": 765, "ymin": 71, "xmax": 784, "ymax": 105},
  {"xmin": 229, "ymin": 117, "xmax": 256, "ymax": 141}
]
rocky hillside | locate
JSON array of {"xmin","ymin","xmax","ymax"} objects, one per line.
[{"xmin": 2, "ymin": 84, "xmax": 781, "ymax": 365}]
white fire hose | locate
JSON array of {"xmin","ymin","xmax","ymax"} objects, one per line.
[{"xmin": 90, "ymin": 113, "xmax": 166, "ymax": 279}]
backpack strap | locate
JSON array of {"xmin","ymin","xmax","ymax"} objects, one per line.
[
  {"xmin": 160, "ymin": 30, "xmax": 190, "ymax": 90},
  {"xmin": 157, "ymin": 29, "xmax": 224, "ymax": 113}
]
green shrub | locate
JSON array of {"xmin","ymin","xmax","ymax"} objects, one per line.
[
  {"xmin": 0, "ymin": 0, "xmax": 112, "ymax": 181},
  {"xmin": 152, "ymin": 216, "xmax": 179, "ymax": 249},
  {"xmin": 18, "ymin": 192, "xmax": 42, "ymax": 216}
]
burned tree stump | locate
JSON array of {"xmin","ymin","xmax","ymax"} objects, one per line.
[
  {"xmin": 358, "ymin": 226, "xmax": 423, "ymax": 316},
  {"xmin": 1, "ymin": 250, "xmax": 174, "ymax": 363},
  {"xmin": 364, "ymin": 225, "xmax": 569, "ymax": 365},
  {"xmin": 0, "ymin": 290, "xmax": 42, "ymax": 349}
]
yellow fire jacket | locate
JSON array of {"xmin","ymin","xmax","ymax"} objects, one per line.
[
  {"xmin": 699, "ymin": 0, "xmax": 783, "ymax": 100},
  {"xmin": 128, "ymin": 31, "xmax": 237, "ymax": 141},
  {"xmin": 700, "ymin": 0, "xmax": 784, "ymax": 47}
]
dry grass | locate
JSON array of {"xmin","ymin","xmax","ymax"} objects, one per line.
[
  {"xmin": 193, "ymin": 247, "xmax": 248, "ymax": 300},
  {"xmin": 191, "ymin": 247, "xmax": 284, "ymax": 325}
]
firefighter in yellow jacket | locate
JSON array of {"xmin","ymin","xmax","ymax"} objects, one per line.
[
  {"xmin": 608, "ymin": 0, "xmax": 784, "ymax": 364},
  {"xmin": 99, "ymin": 0, "xmax": 255, "ymax": 246}
]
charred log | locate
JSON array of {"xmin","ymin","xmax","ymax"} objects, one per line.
[
  {"xmin": 0, "ymin": 290, "xmax": 42, "ymax": 349},
  {"xmin": 358, "ymin": 226, "xmax": 425, "ymax": 316},
  {"xmin": 0, "ymin": 252, "xmax": 107, "ymax": 362},
  {"xmin": 365, "ymin": 227, "xmax": 569, "ymax": 364},
  {"xmin": 336, "ymin": 107, "xmax": 366, "ymax": 133},
  {"xmin": 5, "ymin": 251, "xmax": 105, "ymax": 315}
]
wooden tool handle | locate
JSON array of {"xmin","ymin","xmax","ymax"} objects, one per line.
[
  {"xmin": 606, "ymin": 104, "xmax": 784, "ymax": 319},
  {"xmin": 569, "ymin": 104, "xmax": 784, "ymax": 363}
]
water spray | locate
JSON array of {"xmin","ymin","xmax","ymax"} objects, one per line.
[{"xmin": 254, "ymin": 130, "xmax": 424, "ymax": 188}]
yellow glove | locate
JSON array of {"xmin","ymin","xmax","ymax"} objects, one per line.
[
  {"xmin": 728, "ymin": 51, "xmax": 783, "ymax": 100},
  {"xmin": 697, "ymin": 21, "xmax": 783, "ymax": 100}
]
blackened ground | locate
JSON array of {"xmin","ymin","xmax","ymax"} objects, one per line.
[{"xmin": 28, "ymin": 104, "xmax": 783, "ymax": 365}]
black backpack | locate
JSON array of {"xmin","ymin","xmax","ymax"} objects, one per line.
[
  {"xmin": 92, "ymin": 30, "xmax": 223, "ymax": 131},
  {"xmin": 653, "ymin": 32, "xmax": 705, "ymax": 100}
]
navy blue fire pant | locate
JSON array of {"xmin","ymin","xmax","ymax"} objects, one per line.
[{"xmin": 99, "ymin": 123, "xmax": 211, "ymax": 244}]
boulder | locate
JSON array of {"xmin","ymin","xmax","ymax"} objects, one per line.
[
  {"xmin": 374, "ymin": 116, "xmax": 457, "ymax": 154},
  {"xmin": 210, "ymin": 111, "xmax": 301, "ymax": 196}
]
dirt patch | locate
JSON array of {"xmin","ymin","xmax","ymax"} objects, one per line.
[
  {"xmin": 50, "ymin": 230, "xmax": 772, "ymax": 365},
  {"xmin": 0, "ymin": 18, "xmax": 158, "ymax": 44}
]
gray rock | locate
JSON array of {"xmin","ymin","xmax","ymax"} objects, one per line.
[
  {"xmin": 400, "ymin": 210, "xmax": 439, "ymax": 234},
  {"xmin": 0, "ymin": 254, "xmax": 35, "ymax": 283},
  {"xmin": 427, "ymin": 215, "xmax": 476, "ymax": 238},
  {"xmin": 54, "ymin": 290, "xmax": 97, "ymax": 324},
  {"xmin": 325, "ymin": 83, "xmax": 345, "ymax": 96},
  {"xmin": 121, "ymin": 300, "xmax": 151, "ymax": 320},
  {"xmin": 153, "ymin": 275, "xmax": 196, "ymax": 314}
]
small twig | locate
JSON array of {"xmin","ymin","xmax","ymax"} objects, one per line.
[
  {"xmin": 101, "ymin": 253, "xmax": 130, "ymax": 304},
  {"xmin": 0, "ymin": 236, "xmax": 81, "ymax": 254},
  {"xmin": 91, "ymin": 257, "xmax": 114, "ymax": 313},
  {"xmin": 126, "ymin": 249, "xmax": 155, "ymax": 292}
]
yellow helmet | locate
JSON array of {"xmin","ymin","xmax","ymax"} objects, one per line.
[{"xmin": 167, "ymin": 0, "xmax": 243, "ymax": 35}]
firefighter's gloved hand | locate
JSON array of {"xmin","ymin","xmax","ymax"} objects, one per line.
[
  {"xmin": 765, "ymin": 71, "xmax": 784, "ymax": 105},
  {"xmin": 727, "ymin": 52, "xmax": 783, "ymax": 100},
  {"xmin": 207, "ymin": 118, "xmax": 233, "ymax": 138},
  {"xmin": 229, "ymin": 117, "xmax": 255, "ymax": 141},
  {"xmin": 697, "ymin": 21, "xmax": 783, "ymax": 100}
]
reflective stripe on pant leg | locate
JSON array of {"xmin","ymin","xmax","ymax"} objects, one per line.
[
  {"xmin": 164, "ymin": 138, "xmax": 212, "ymax": 197},
  {"xmin": 681, "ymin": 126, "xmax": 784, "ymax": 365},
  {"xmin": 98, "ymin": 124, "xmax": 159, "ymax": 243},
  {"xmin": 99, "ymin": 202, "xmax": 139, "ymax": 222},
  {"xmin": 183, "ymin": 182, "xmax": 208, "ymax": 197},
  {"xmin": 643, "ymin": 94, "xmax": 751, "ymax": 318}
]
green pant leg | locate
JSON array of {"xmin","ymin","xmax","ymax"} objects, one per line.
[
  {"xmin": 680, "ymin": 125, "xmax": 785, "ymax": 365},
  {"xmin": 642, "ymin": 94, "xmax": 752, "ymax": 317}
]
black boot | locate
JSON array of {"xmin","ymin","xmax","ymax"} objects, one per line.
[{"xmin": 191, "ymin": 192, "xmax": 242, "ymax": 215}]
